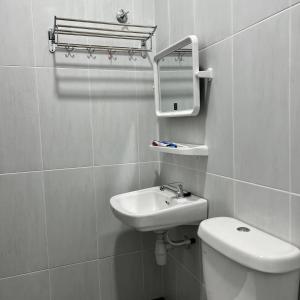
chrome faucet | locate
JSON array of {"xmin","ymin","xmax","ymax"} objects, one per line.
[{"xmin": 160, "ymin": 182, "xmax": 190, "ymax": 198}]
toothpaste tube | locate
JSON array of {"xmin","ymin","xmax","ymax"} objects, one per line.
[{"xmin": 152, "ymin": 140, "xmax": 177, "ymax": 148}]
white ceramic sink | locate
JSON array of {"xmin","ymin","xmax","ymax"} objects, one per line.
[{"xmin": 110, "ymin": 186, "xmax": 207, "ymax": 232}]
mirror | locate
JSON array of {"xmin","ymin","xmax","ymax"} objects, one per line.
[{"xmin": 154, "ymin": 35, "xmax": 199, "ymax": 117}]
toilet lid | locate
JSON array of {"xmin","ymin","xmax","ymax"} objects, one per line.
[{"xmin": 198, "ymin": 217, "xmax": 300, "ymax": 274}]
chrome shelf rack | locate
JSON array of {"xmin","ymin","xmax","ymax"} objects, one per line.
[{"xmin": 48, "ymin": 16, "xmax": 157, "ymax": 59}]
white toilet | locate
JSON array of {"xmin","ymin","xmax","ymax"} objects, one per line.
[{"xmin": 198, "ymin": 217, "xmax": 300, "ymax": 300}]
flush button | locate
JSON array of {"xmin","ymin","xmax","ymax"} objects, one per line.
[{"xmin": 237, "ymin": 226, "xmax": 250, "ymax": 232}]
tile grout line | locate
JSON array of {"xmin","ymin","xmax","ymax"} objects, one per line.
[
  {"xmin": 133, "ymin": 59, "xmax": 146, "ymax": 294},
  {"xmin": 288, "ymin": 6, "xmax": 293, "ymax": 241},
  {"xmin": 141, "ymin": 251, "xmax": 146, "ymax": 298},
  {"xmin": 167, "ymin": 0, "xmax": 171, "ymax": 46},
  {"xmin": 0, "ymin": 269, "xmax": 49, "ymax": 282},
  {"xmin": 134, "ymin": 62, "xmax": 147, "ymax": 255},
  {"xmin": 0, "ymin": 161, "xmax": 160, "ymax": 177},
  {"xmin": 32, "ymin": 62, "xmax": 50, "ymax": 269},
  {"xmin": 135, "ymin": 70, "xmax": 142, "ymax": 191},
  {"xmin": 29, "ymin": 0, "xmax": 53, "ymax": 298},
  {"xmin": 161, "ymin": 160, "xmax": 300, "ymax": 197},
  {"xmin": 231, "ymin": 59, "xmax": 237, "ymax": 217},
  {"xmin": 96, "ymin": 258, "xmax": 102, "ymax": 300},
  {"xmin": 0, "ymin": 249, "xmax": 147, "ymax": 282},
  {"xmin": 230, "ymin": 0, "xmax": 236, "ymax": 217},
  {"xmin": 198, "ymin": 2, "xmax": 300, "ymax": 53},
  {"xmin": 87, "ymin": 64, "xmax": 100, "ymax": 263},
  {"xmin": 169, "ymin": 252, "xmax": 202, "ymax": 285},
  {"xmin": 0, "ymin": 65, "xmax": 140, "ymax": 72}
]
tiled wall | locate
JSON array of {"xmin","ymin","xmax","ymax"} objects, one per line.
[
  {"xmin": 155, "ymin": 0, "xmax": 300, "ymax": 299},
  {"xmin": 0, "ymin": 0, "xmax": 163, "ymax": 299}
]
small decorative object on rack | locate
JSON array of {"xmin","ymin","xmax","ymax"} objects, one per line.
[
  {"xmin": 116, "ymin": 9, "xmax": 129, "ymax": 24},
  {"xmin": 48, "ymin": 15, "xmax": 157, "ymax": 59}
]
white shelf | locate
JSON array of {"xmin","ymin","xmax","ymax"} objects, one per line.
[{"xmin": 149, "ymin": 143, "xmax": 208, "ymax": 156}]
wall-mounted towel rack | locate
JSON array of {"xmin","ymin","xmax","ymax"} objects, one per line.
[{"xmin": 48, "ymin": 16, "xmax": 157, "ymax": 59}]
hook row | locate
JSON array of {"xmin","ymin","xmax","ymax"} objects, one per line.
[
  {"xmin": 63, "ymin": 45, "xmax": 141, "ymax": 61},
  {"xmin": 160, "ymin": 52, "xmax": 185, "ymax": 63}
]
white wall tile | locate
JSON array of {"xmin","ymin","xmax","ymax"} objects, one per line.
[
  {"xmin": 160, "ymin": 153, "xmax": 207, "ymax": 173},
  {"xmin": 204, "ymin": 174, "xmax": 234, "ymax": 218},
  {"xmin": 142, "ymin": 251, "xmax": 164, "ymax": 299},
  {"xmin": 177, "ymin": 263, "xmax": 201, "ymax": 300},
  {"xmin": 99, "ymin": 252, "xmax": 144, "ymax": 300},
  {"xmin": 195, "ymin": 0, "xmax": 232, "ymax": 48},
  {"xmin": 169, "ymin": 0, "xmax": 195, "ymax": 43},
  {"xmin": 233, "ymin": 12, "xmax": 289, "ymax": 190},
  {"xmin": 159, "ymin": 114, "xmax": 206, "ymax": 147},
  {"xmin": 133, "ymin": 0, "xmax": 155, "ymax": 24},
  {"xmin": 0, "ymin": 67, "xmax": 42, "ymax": 173},
  {"xmin": 155, "ymin": 0, "xmax": 170, "ymax": 51},
  {"xmin": 163, "ymin": 255, "xmax": 177, "ymax": 300},
  {"xmin": 50, "ymin": 261, "xmax": 100, "ymax": 300},
  {"xmin": 0, "ymin": 271, "xmax": 50, "ymax": 300},
  {"xmin": 140, "ymin": 162, "xmax": 160, "ymax": 189},
  {"xmin": 235, "ymin": 181, "xmax": 290, "ymax": 241},
  {"xmin": 44, "ymin": 168, "xmax": 97, "ymax": 267},
  {"xmin": 90, "ymin": 70, "xmax": 138, "ymax": 165},
  {"xmin": 0, "ymin": 173, "xmax": 48, "ymax": 278},
  {"xmin": 0, "ymin": 0, "xmax": 34, "ymax": 66},
  {"xmin": 37, "ymin": 68, "xmax": 93, "ymax": 169},
  {"xmin": 233, "ymin": 0, "xmax": 289, "ymax": 32},
  {"xmin": 199, "ymin": 39, "xmax": 233, "ymax": 177},
  {"xmin": 291, "ymin": 5, "xmax": 300, "ymax": 194},
  {"xmin": 136, "ymin": 71, "xmax": 159, "ymax": 162}
]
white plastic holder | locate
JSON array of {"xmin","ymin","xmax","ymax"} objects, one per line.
[
  {"xmin": 149, "ymin": 143, "xmax": 208, "ymax": 156},
  {"xmin": 196, "ymin": 68, "xmax": 214, "ymax": 80}
]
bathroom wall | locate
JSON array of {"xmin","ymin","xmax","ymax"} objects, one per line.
[
  {"xmin": 0, "ymin": 0, "xmax": 162, "ymax": 299},
  {"xmin": 155, "ymin": 0, "xmax": 300, "ymax": 299}
]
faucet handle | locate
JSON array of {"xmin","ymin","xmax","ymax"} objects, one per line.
[{"xmin": 176, "ymin": 184, "xmax": 184, "ymax": 198}]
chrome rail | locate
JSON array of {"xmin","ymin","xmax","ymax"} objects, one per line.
[{"xmin": 48, "ymin": 16, "xmax": 157, "ymax": 59}]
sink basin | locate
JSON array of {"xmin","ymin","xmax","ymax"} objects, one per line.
[{"xmin": 110, "ymin": 186, "xmax": 207, "ymax": 232}]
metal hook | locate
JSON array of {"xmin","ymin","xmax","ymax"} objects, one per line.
[
  {"xmin": 107, "ymin": 49, "xmax": 117, "ymax": 61},
  {"xmin": 65, "ymin": 45, "xmax": 75, "ymax": 58},
  {"xmin": 175, "ymin": 52, "xmax": 184, "ymax": 62},
  {"xmin": 128, "ymin": 49, "xmax": 137, "ymax": 61},
  {"xmin": 87, "ymin": 48, "xmax": 96, "ymax": 59}
]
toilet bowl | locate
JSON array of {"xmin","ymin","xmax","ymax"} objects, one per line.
[{"xmin": 198, "ymin": 217, "xmax": 300, "ymax": 300}]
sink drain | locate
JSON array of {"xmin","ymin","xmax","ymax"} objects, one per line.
[{"xmin": 237, "ymin": 226, "xmax": 250, "ymax": 232}]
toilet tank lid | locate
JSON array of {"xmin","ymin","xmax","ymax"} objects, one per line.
[{"xmin": 198, "ymin": 217, "xmax": 300, "ymax": 274}]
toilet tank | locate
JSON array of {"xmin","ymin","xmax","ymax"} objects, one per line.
[{"xmin": 198, "ymin": 217, "xmax": 300, "ymax": 300}]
